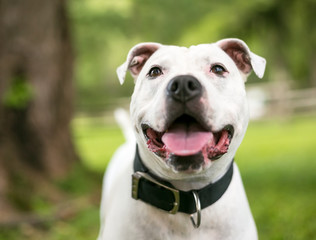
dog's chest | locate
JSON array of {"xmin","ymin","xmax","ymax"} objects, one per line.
[
  {"xmin": 116, "ymin": 181, "xmax": 243, "ymax": 240},
  {"xmin": 123, "ymin": 205, "xmax": 238, "ymax": 240}
]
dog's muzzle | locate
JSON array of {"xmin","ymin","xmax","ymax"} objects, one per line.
[{"xmin": 141, "ymin": 75, "xmax": 234, "ymax": 172}]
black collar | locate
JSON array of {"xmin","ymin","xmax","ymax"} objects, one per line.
[{"xmin": 131, "ymin": 145, "xmax": 234, "ymax": 215}]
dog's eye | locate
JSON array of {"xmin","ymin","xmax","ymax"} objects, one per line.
[
  {"xmin": 210, "ymin": 65, "xmax": 227, "ymax": 75},
  {"xmin": 148, "ymin": 67, "xmax": 163, "ymax": 78}
]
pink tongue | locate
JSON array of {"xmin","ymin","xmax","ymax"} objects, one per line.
[{"xmin": 162, "ymin": 122, "xmax": 213, "ymax": 156}]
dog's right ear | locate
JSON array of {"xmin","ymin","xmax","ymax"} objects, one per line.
[{"xmin": 116, "ymin": 43, "xmax": 162, "ymax": 84}]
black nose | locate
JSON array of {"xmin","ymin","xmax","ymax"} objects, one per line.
[{"xmin": 166, "ymin": 75, "xmax": 202, "ymax": 103}]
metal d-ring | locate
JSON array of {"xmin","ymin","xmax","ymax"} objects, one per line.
[{"xmin": 190, "ymin": 191, "xmax": 201, "ymax": 228}]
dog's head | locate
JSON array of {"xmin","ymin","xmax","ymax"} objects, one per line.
[{"xmin": 117, "ymin": 39, "xmax": 266, "ymax": 181}]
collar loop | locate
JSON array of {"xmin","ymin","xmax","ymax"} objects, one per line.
[{"xmin": 190, "ymin": 191, "xmax": 201, "ymax": 228}]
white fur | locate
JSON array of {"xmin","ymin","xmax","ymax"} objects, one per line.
[{"xmin": 98, "ymin": 39, "xmax": 266, "ymax": 240}]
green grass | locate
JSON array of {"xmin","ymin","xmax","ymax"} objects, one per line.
[
  {"xmin": 73, "ymin": 114, "xmax": 316, "ymax": 239},
  {"xmin": 72, "ymin": 115, "xmax": 125, "ymax": 172},
  {"xmin": 1, "ymin": 115, "xmax": 315, "ymax": 240},
  {"xmin": 236, "ymin": 116, "xmax": 316, "ymax": 239}
]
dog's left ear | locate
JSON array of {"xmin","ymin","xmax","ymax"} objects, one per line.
[
  {"xmin": 116, "ymin": 42, "xmax": 162, "ymax": 84},
  {"xmin": 216, "ymin": 38, "xmax": 266, "ymax": 79}
]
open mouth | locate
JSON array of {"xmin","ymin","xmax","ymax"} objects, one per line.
[{"xmin": 141, "ymin": 115, "xmax": 234, "ymax": 162}]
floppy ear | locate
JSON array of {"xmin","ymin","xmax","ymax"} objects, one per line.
[
  {"xmin": 216, "ymin": 38, "xmax": 266, "ymax": 79},
  {"xmin": 116, "ymin": 42, "xmax": 162, "ymax": 84}
]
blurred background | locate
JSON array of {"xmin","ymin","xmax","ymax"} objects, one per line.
[{"xmin": 0, "ymin": 0, "xmax": 315, "ymax": 239}]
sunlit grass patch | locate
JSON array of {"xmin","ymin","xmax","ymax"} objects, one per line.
[
  {"xmin": 236, "ymin": 116, "xmax": 316, "ymax": 240},
  {"xmin": 72, "ymin": 114, "xmax": 316, "ymax": 239},
  {"xmin": 72, "ymin": 115, "xmax": 124, "ymax": 172}
]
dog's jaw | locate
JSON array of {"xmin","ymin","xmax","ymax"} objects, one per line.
[
  {"xmin": 141, "ymin": 117, "xmax": 234, "ymax": 173},
  {"xmin": 136, "ymin": 131, "xmax": 240, "ymax": 191}
]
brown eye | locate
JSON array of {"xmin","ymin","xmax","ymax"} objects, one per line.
[
  {"xmin": 148, "ymin": 67, "xmax": 163, "ymax": 78},
  {"xmin": 210, "ymin": 65, "xmax": 226, "ymax": 75}
]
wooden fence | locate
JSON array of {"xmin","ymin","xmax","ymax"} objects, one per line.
[{"xmin": 247, "ymin": 82, "xmax": 316, "ymax": 119}]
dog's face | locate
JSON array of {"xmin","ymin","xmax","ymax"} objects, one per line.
[{"xmin": 117, "ymin": 39, "xmax": 266, "ymax": 181}]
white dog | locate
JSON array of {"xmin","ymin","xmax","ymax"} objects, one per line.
[{"xmin": 98, "ymin": 38, "xmax": 266, "ymax": 240}]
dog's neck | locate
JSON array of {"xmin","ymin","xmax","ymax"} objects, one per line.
[{"xmin": 135, "ymin": 145, "xmax": 234, "ymax": 192}]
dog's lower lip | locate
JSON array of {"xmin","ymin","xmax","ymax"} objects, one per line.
[
  {"xmin": 224, "ymin": 124, "xmax": 234, "ymax": 139},
  {"xmin": 142, "ymin": 124, "xmax": 164, "ymax": 141},
  {"xmin": 141, "ymin": 124, "xmax": 149, "ymax": 139}
]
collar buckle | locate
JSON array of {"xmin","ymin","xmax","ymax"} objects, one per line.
[{"xmin": 132, "ymin": 171, "xmax": 180, "ymax": 214}]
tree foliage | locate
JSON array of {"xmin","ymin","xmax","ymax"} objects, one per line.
[{"xmin": 69, "ymin": 0, "xmax": 316, "ymax": 112}]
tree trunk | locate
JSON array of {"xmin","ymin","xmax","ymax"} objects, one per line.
[{"xmin": 0, "ymin": 0, "xmax": 78, "ymax": 220}]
